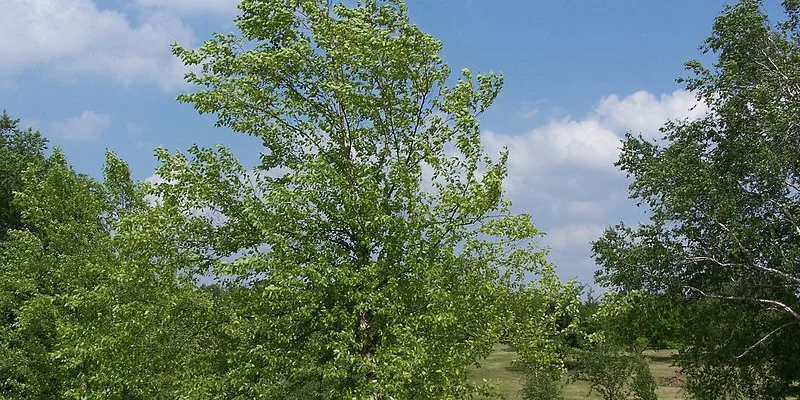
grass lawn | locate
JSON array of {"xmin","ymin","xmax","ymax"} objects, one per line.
[{"xmin": 469, "ymin": 345, "xmax": 685, "ymax": 399}]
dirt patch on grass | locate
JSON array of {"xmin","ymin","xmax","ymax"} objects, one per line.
[{"xmin": 660, "ymin": 373, "xmax": 687, "ymax": 387}]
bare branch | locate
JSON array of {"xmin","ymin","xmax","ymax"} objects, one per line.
[
  {"xmin": 683, "ymin": 256, "xmax": 739, "ymax": 268},
  {"xmin": 686, "ymin": 286, "xmax": 800, "ymax": 321},
  {"xmin": 736, "ymin": 321, "xmax": 799, "ymax": 359},
  {"xmin": 685, "ymin": 255, "xmax": 800, "ymax": 285}
]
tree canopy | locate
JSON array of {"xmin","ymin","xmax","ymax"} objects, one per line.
[
  {"xmin": 593, "ymin": 0, "xmax": 800, "ymax": 397},
  {"xmin": 0, "ymin": 135, "xmax": 221, "ymax": 398},
  {"xmin": 1, "ymin": 1, "xmax": 573, "ymax": 397},
  {"xmin": 16, "ymin": 0, "xmax": 800, "ymax": 398},
  {"xmin": 0, "ymin": 111, "xmax": 47, "ymax": 238},
  {"xmin": 156, "ymin": 0, "xmax": 554, "ymax": 397}
]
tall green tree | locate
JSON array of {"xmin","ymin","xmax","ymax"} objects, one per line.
[
  {"xmin": 594, "ymin": 0, "xmax": 800, "ymax": 397},
  {"xmin": 167, "ymin": 0, "xmax": 551, "ymax": 397}
]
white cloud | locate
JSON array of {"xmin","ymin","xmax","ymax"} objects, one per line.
[
  {"xmin": 142, "ymin": 172, "xmax": 165, "ymax": 205},
  {"xmin": 49, "ymin": 110, "xmax": 111, "ymax": 140},
  {"xmin": 594, "ymin": 90, "xmax": 707, "ymax": 136},
  {"xmin": 547, "ymin": 223, "xmax": 606, "ymax": 250},
  {"xmin": 0, "ymin": 0, "xmax": 195, "ymax": 89},
  {"xmin": 485, "ymin": 90, "xmax": 706, "ymax": 178},
  {"xmin": 144, "ymin": 173, "xmax": 165, "ymax": 185},
  {"xmin": 484, "ymin": 90, "xmax": 706, "ymax": 286},
  {"xmin": 564, "ymin": 200, "xmax": 607, "ymax": 219},
  {"xmin": 484, "ymin": 119, "xmax": 621, "ymax": 174},
  {"xmin": 134, "ymin": 0, "xmax": 239, "ymax": 15}
]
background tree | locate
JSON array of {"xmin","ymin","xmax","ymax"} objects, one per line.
[
  {"xmin": 569, "ymin": 341, "xmax": 657, "ymax": 400},
  {"xmin": 166, "ymin": 0, "xmax": 554, "ymax": 397},
  {"xmin": 0, "ymin": 110, "xmax": 47, "ymax": 238},
  {"xmin": 0, "ymin": 149, "xmax": 136, "ymax": 397},
  {"xmin": 593, "ymin": 0, "xmax": 800, "ymax": 397},
  {"xmin": 0, "ymin": 115, "xmax": 219, "ymax": 398},
  {"xmin": 506, "ymin": 273, "xmax": 582, "ymax": 400},
  {"xmin": 589, "ymin": 291, "xmax": 683, "ymax": 354}
]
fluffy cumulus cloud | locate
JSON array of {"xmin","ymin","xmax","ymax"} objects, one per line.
[
  {"xmin": 49, "ymin": 110, "xmax": 112, "ymax": 140},
  {"xmin": 594, "ymin": 90, "xmax": 708, "ymax": 135},
  {"xmin": 486, "ymin": 90, "xmax": 707, "ymax": 285},
  {"xmin": 485, "ymin": 90, "xmax": 707, "ymax": 178},
  {"xmin": 484, "ymin": 119, "xmax": 620, "ymax": 174},
  {"xmin": 0, "ymin": 0, "xmax": 195, "ymax": 89}
]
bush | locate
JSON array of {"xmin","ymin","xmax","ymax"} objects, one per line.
[
  {"xmin": 521, "ymin": 365, "xmax": 564, "ymax": 400},
  {"xmin": 570, "ymin": 343, "xmax": 657, "ymax": 400}
]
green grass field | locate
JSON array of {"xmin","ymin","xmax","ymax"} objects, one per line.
[{"xmin": 469, "ymin": 345, "xmax": 685, "ymax": 399}]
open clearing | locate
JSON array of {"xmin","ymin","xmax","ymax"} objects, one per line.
[{"xmin": 469, "ymin": 345, "xmax": 685, "ymax": 399}]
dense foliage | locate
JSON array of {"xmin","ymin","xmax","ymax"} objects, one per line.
[
  {"xmin": 0, "ymin": 111, "xmax": 47, "ymax": 238},
  {"xmin": 10, "ymin": 0, "xmax": 800, "ymax": 398},
  {"xmin": 590, "ymin": 291, "xmax": 683, "ymax": 353},
  {"xmin": 570, "ymin": 342, "xmax": 657, "ymax": 400},
  {"xmin": 0, "ymin": 126, "xmax": 221, "ymax": 398},
  {"xmin": 506, "ymin": 275, "xmax": 581, "ymax": 400},
  {"xmin": 594, "ymin": 0, "xmax": 800, "ymax": 397},
  {"xmin": 162, "ymin": 0, "xmax": 563, "ymax": 396},
  {"xmin": 0, "ymin": 1, "xmax": 574, "ymax": 399}
]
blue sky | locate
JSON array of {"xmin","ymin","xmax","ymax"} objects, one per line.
[{"xmin": 0, "ymin": 0, "xmax": 775, "ymax": 286}]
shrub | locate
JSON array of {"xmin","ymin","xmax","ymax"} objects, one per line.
[
  {"xmin": 570, "ymin": 343, "xmax": 657, "ymax": 400},
  {"xmin": 521, "ymin": 365, "xmax": 564, "ymax": 400}
]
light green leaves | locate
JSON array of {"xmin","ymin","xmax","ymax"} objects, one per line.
[{"xmin": 167, "ymin": 0, "xmax": 553, "ymax": 397}]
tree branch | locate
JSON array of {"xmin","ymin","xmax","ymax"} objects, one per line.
[
  {"xmin": 736, "ymin": 321, "xmax": 799, "ymax": 359},
  {"xmin": 685, "ymin": 286, "xmax": 800, "ymax": 321}
]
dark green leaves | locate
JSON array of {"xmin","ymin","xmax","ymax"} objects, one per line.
[{"xmin": 594, "ymin": 1, "xmax": 800, "ymax": 397}]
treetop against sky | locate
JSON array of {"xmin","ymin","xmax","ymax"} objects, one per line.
[{"xmin": 0, "ymin": 0, "xmax": 782, "ymax": 285}]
